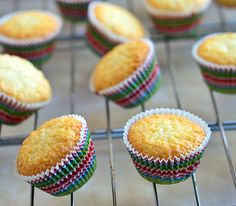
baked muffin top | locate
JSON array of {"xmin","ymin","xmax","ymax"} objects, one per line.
[
  {"xmin": 146, "ymin": 0, "xmax": 208, "ymax": 12},
  {"xmin": 17, "ymin": 116, "xmax": 83, "ymax": 176},
  {"xmin": 197, "ymin": 33, "xmax": 236, "ymax": 66},
  {"xmin": 0, "ymin": 54, "xmax": 51, "ymax": 103},
  {"xmin": 0, "ymin": 11, "xmax": 58, "ymax": 40},
  {"xmin": 93, "ymin": 2, "xmax": 144, "ymax": 39},
  {"xmin": 128, "ymin": 114, "xmax": 205, "ymax": 159},
  {"xmin": 217, "ymin": 0, "xmax": 236, "ymax": 7},
  {"xmin": 92, "ymin": 40, "xmax": 150, "ymax": 92}
]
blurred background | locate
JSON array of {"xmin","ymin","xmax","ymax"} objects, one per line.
[{"xmin": 0, "ymin": 0, "xmax": 236, "ymax": 205}]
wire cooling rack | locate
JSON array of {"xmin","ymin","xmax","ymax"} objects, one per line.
[{"xmin": 0, "ymin": 0, "xmax": 236, "ymax": 206}]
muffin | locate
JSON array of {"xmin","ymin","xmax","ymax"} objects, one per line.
[
  {"xmin": 90, "ymin": 39, "xmax": 161, "ymax": 108},
  {"xmin": 16, "ymin": 115, "xmax": 96, "ymax": 196},
  {"xmin": 56, "ymin": 0, "xmax": 91, "ymax": 23},
  {"xmin": 144, "ymin": 0, "xmax": 211, "ymax": 35},
  {"xmin": 123, "ymin": 108, "xmax": 211, "ymax": 184},
  {"xmin": 217, "ymin": 0, "xmax": 236, "ymax": 7},
  {"xmin": 86, "ymin": 1, "xmax": 145, "ymax": 56},
  {"xmin": 0, "ymin": 54, "xmax": 51, "ymax": 125},
  {"xmin": 0, "ymin": 10, "xmax": 62, "ymax": 67},
  {"xmin": 192, "ymin": 33, "xmax": 236, "ymax": 94}
]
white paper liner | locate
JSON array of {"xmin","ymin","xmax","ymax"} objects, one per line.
[
  {"xmin": 123, "ymin": 108, "xmax": 211, "ymax": 164},
  {"xmin": 88, "ymin": 1, "xmax": 146, "ymax": 43},
  {"xmin": 57, "ymin": 0, "xmax": 91, "ymax": 3},
  {"xmin": 14, "ymin": 114, "xmax": 88, "ymax": 182},
  {"xmin": 89, "ymin": 39, "xmax": 155, "ymax": 95},
  {"xmin": 0, "ymin": 92, "xmax": 51, "ymax": 111},
  {"xmin": 192, "ymin": 32, "xmax": 236, "ymax": 72},
  {"xmin": 143, "ymin": 0, "xmax": 212, "ymax": 17},
  {"xmin": 0, "ymin": 10, "xmax": 63, "ymax": 46}
]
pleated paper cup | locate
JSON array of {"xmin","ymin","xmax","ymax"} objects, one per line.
[
  {"xmin": 123, "ymin": 108, "xmax": 211, "ymax": 184},
  {"xmin": 0, "ymin": 10, "xmax": 63, "ymax": 67},
  {"xmin": 0, "ymin": 92, "xmax": 50, "ymax": 125},
  {"xmin": 15, "ymin": 114, "xmax": 97, "ymax": 196},
  {"xmin": 90, "ymin": 39, "xmax": 161, "ymax": 108},
  {"xmin": 56, "ymin": 0, "xmax": 91, "ymax": 23},
  {"xmin": 143, "ymin": 0, "xmax": 211, "ymax": 35},
  {"xmin": 192, "ymin": 33, "xmax": 236, "ymax": 94}
]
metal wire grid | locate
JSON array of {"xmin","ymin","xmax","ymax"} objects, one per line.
[{"xmin": 0, "ymin": 0, "xmax": 235, "ymax": 206}]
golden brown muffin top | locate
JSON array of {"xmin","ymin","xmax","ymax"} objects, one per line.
[
  {"xmin": 17, "ymin": 116, "xmax": 83, "ymax": 176},
  {"xmin": 92, "ymin": 40, "xmax": 150, "ymax": 92},
  {"xmin": 146, "ymin": 0, "xmax": 208, "ymax": 12},
  {"xmin": 197, "ymin": 33, "xmax": 236, "ymax": 66},
  {"xmin": 93, "ymin": 3, "xmax": 144, "ymax": 39},
  {"xmin": 217, "ymin": 0, "xmax": 236, "ymax": 7},
  {"xmin": 128, "ymin": 114, "xmax": 205, "ymax": 160},
  {"xmin": 0, "ymin": 11, "xmax": 58, "ymax": 40},
  {"xmin": 0, "ymin": 54, "xmax": 51, "ymax": 103}
]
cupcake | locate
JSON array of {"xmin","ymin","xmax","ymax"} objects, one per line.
[
  {"xmin": 0, "ymin": 54, "xmax": 51, "ymax": 125},
  {"xmin": 15, "ymin": 115, "xmax": 96, "ymax": 196},
  {"xmin": 55, "ymin": 0, "xmax": 91, "ymax": 23},
  {"xmin": 143, "ymin": 0, "xmax": 211, "ymax": 35},
  {"xmin": 86, "ymin": 1, "xmax": 145, "ymax": 56},
  {"xmin": 216, "ymin": 0, "xmax": 236, "ymax": 7},
  {"xmin": 0, "ymin": 10, "xmax": 62, "ymax": 67},
  {"xmin": 90, "ymin": 39, "xmax": 161, "ymax": 108},
  {"xmin": 192, "ymin": 33, "xmax": 236, "ymax": 94},
  {"xmin": 123, "ymin": 108, "xmax": 211, "ymax": 184}
]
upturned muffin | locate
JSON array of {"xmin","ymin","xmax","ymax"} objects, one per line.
[
  {"xmin": 86, "ymin": 1, "xmax": 145, "ymax": 56},
  {"xmin": 90, "ymin": 39, "xmax": 161, "ymax": 108},
  {"xmin": 0, "ymin": 10, "xmax": 62, "ymax": 67},
  {"xmin": 123, "ymin": 108, "xmax": 211, "ymax": 184},
  {"xmin": 192, "ymin": 33, "xmax": 236, "ymax": 94},
  {"xmin": 0, "ymin": 54, "xmax": 51, "ymax": 125},
  {"xmin": 16, "ymin": 115, "xmax": 96, "ymax": 196},
  {"xmin": 144, "ymin": 0, "xmax": 211, "ymax": 35},
  {"xmin": 217, "ymin": 0, "xmax": 236, "ymax": 7}
]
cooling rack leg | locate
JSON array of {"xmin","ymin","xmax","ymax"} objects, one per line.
[
  {"xmin": 126, "ymin": 0, "xmax": 134, "ymax": 12},
  {"xmin": 30, "ymin": 112, "xmax": 38, "ymax": 206},
  {"xmin": 105, "ymin": 98, "xmax": 117, "ymax": 206},
  {"xmin": 70, "ymin": 24, "xmax": 76, "ymax": 114},
  {"xmin": 69, "ymin": 23, "xmax": 76, "ymax": 204},
  {"xmin": 12, "ymin": 0, "xmax": 20, "ymax": 11},
  {"xmin": 164, "ymin": 40, "xmax": 202, "ymax": 205},
  {"xmin": 141, "ymin": 103, "xmax": 160, "ymax": 206},
  {"xmin": 191, "ymin": 174, "xmax": 201, "ymax": 206},
  {"xmin": 71, "ymin": 193, "xmax": 75, "ymax": 206},
  {"xmin": 209, "ymin": 90, "xmax": 236, "ymax": 189},
  {"xmin": 30, "ymin": 186, "xmax": 35, "ymax": 206},
  {"xmin": 215, "ymin": 3, "xmax": 228, "ymax": 32}
]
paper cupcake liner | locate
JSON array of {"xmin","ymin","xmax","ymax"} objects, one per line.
[
  {"xmin": 53, "ymin": 157, "xmax": 96, "ymax": 196},
  {"xmin": 192, "ymin": 33, "xmax": 236, "ymax": 93},
  {"xmin": 86, "ymin": 23, "xmax": 116, "ymax": 56},
  {"xmin": 0, "ymin": 10, "xmax": 62, "ymax": 66},
  {"xmin": 129, "ymin": 148, "xmax": 204, "ymax": 171},
  {"xmin": 0, "ymin": 92, "xmax": 50, "ymax": 125},
  {"xmin": 134, "ymin": 160, "xmax": 200, "ymax": 179},
  {"xmin": 114, "ymin": 68, "xmax": 161, "ymax": 108},
  {"xmin": 41, "ymin": 143, "xmax": 95, "ymax": 195},
  {"xmin": 123, "ymin": 108, "xmax": 211, "ymax": 184},
  {"xmin": 46, "ymin": 153, "xmax": 96, "ymax": 196},
  {"xmin": 56, "ymin": 0, "xmax": 91, "ymax": 23},
  {"xmin": 31, "ymin": 131, "xmax": 91, "ymax": 187},
  {"xmin": 143, "ymin": 0, "xmax": 211, "ymax": 34}
]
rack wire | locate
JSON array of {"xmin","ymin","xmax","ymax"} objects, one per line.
[{"xmin": 0, "ymin": 0, "xmax": 236, "ymax": 205}]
